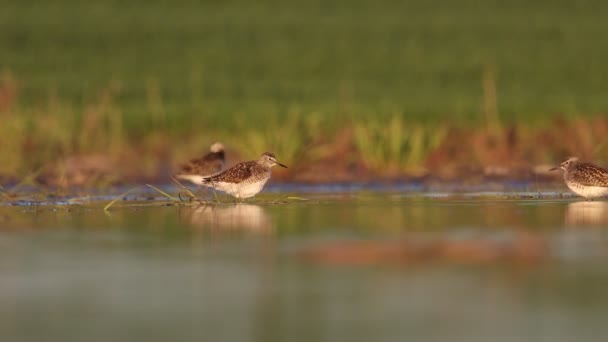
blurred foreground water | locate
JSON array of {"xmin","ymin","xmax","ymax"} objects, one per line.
[{"xmin": 1, "ymin": 191, "xmax": 608, "ymax": 342}]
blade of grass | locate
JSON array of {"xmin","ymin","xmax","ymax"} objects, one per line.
[
  {"xmin": 8, "ymin": 169, "xmax": 43, "ymax": 194},
  {"xmin": 270, "ymin": 195, "xmax": 310, "ymax": 204},
  {"xmin": 146, "ymin": 184, "xmax": 179, "ymax": 201},
  {"xmin": 170, "ymin": 177, "xmax": 206, "ymax": 203},
  {"xmin": 286, "ymin": 196, "xmax": 310, "ymax": 201},
  {"xmin": 212, "ymin": 190, "xmax": 222, "ymax": 204},
  {"xmin": 104, "ymin": 187, "xmax": 139, "ymax": 211}
]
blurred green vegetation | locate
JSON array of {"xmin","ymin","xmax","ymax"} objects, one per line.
[{"xmin": 0, "ymin": 0, "xmax": 607, "ymax": 181}]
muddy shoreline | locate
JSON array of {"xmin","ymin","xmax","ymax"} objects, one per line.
[{"xmin": 16, "ymin": 161, "xmax": 564, "ymax": 189}]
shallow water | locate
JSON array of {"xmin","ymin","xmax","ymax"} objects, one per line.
[{"xmin": 1, "ymin": 191, "xmax": 608, "ymax": 342}]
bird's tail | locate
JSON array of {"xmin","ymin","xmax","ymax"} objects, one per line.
[{"xmin": 175, "ymin": 174, "xmax": 212, "ymax": 186}]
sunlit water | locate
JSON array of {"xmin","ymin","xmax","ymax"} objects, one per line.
[{"xmin": 1, "ymin": 189, "xmax": 608, "ymax": 342}]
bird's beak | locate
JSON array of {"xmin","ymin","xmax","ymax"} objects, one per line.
[
  {"xmin": 276, "ymin": 161, "xmax": 288, "ymax": 168},
  {"xmin": 549, "ymin": 167, "xmax": 559, "ymax": 171}
]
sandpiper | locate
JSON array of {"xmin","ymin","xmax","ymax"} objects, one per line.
[
  {"xmin": 176, "ymin": 142, "xmax": 225, "ymax": 185},
  {"xmin": 198, "ymin": 152, "xmax": 287, "ymax": 200},
  {"xmin": 550, "ymin": 157, "xmax": 608, "ymax": 199}
]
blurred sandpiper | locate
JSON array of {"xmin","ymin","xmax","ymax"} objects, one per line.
[
  {"xmin": 550, "ymin": 157, "xmax": 608, "ymax": 199},
  {"xmin": 198, "ymin": 152, "xmax": 287, "ymax": 200},
  {"xmin": 176, "ymin": 142, "xmax": 225, "ymax": 184}
]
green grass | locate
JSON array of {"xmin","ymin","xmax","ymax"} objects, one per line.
[
  {"xmin": 353, "ymin": 116, "xmax": 447, "ymax": 173},
  {"xmin": 1, "ymin": 0, "xmax": 608, "ymax": 180},
  {"xmin": 2, "ymin": 0, "xmax": 608, "ymax": 126}
]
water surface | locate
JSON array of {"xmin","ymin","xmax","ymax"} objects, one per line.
[{"xmin": 1, "ymin": 193, "xmax": 608, "ymax": 342}]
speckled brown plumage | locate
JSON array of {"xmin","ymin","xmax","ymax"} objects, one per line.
[
  {"xmin": 177, "ymin": 143, "xmax": 225, "ymax": 177},
  {"xmin": 202, "ymin": 152, "xmax": 285, "ymax": 184},
  {"xmin": 551, "ymin": 157, "xmax": 608, "ymax": 199},
  {"xmin": 179, "ymin": 151, "xmax": 225, "ymax": 176},
  {"xmin": 202, "ymin": 160, "xmax": 269, "ymax": 184},
  {"xmin": 200, "ymin": 152, "xmax": 287, "ymax": 199},
  {"xmin": 566, "ymin": 161, "xmax": 608, "ymax": 187}
]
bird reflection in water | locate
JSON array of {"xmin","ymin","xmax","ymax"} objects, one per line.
[
  {"xmin": 565, "ymin": 201, "xmax": 608, "ymax": 226},
  {"xmin": 181, "ymin": 204, "xmax": 273, "ymax": 233}
]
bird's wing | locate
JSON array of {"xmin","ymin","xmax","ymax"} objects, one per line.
[
  {"xmin": 573, "ymin": 163, "xmax": 608, "ymax": 187},
  {"xmin": 201, "ymin": 151, "xmax": 225, "ymax": 164},
  {"xmin": 179, "ymin": 154, "xmax": 223, "ymax": 175},
  {"xmin": 203, "ymin": 161, "xmax": 255, "ymax": 184},
  {"xmin": 178, "ymin": 159, "xmax": 198, "ymax": 174}
]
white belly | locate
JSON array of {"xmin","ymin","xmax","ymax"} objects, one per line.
[
  {"xmin": 566, "ymin": 181, "xmax": 608, "ymax": 198},
  {"xmin": 209, "ymin": 179, "xmax": 269, "ymax": 199}
]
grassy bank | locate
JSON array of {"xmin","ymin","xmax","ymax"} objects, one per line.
[
  {"xmin": 1, "ymin": 0, "xmax": 608, "ymax": 185},
  {"xmin": 1, "ymin": 98, "xmax": 607, "ymax": 186}
]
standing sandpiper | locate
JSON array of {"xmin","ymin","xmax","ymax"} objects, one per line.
[
  {"xmin": 176, "ymin": 142, "xmax": 225, "ymax": 185},
  {"xmin": 550, "ymin": 157, "xmax": 608, "ymax": 199},
  {"xmin": 198, "ymin": 152, "xmax": 287, "ymax": 200}
]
